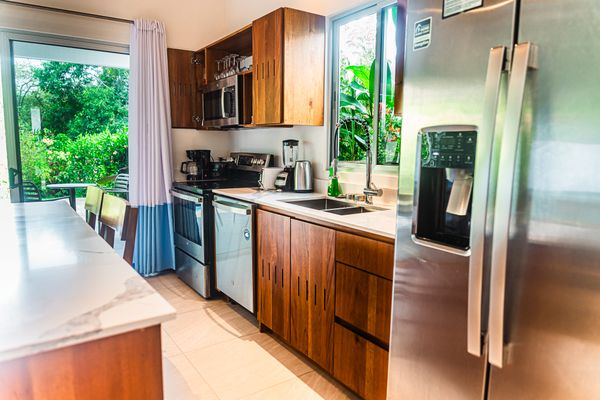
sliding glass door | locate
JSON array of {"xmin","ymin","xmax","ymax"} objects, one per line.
[{"xmin": 0, "ymin": 32, "xmax": 129, "ymax": 204}]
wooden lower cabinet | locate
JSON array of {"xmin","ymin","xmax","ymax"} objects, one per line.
[
  {"xmin": 255, "ymin": 209, "xmax": 393, "ymax": 399},
  {"xmin": 335, "ymin": 231, "xmax": 395, "ymax": 280},
  {"xmin": 333, "ymin": 323, "xmax": 389, "ymax": 400},
  {"xmin": 290, "ymin": 219, "xmax": 335, "ymax": 372},
  {"xmin": 256, "ymin": 209, "xmax": 291, "ymax": 341},
  {"xmin": 335, "ymin": 262, "xmax": 393, "ymax": 345},
  {"xmin": 0, "ymin": 326, "xmax": 163, "ymax": 400}
]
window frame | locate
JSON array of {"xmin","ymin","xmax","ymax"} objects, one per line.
[
  {"xmin": 329, "ymin": 0, "xmax": 400, "ymax": 173},
  {"xmin": 0, "ymin": 29, "xmax": 129, "ymax": 201}
]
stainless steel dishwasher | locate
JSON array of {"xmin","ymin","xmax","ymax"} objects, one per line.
[{"xmin": 213, "ymin": 196, "xmax": 255, "ymax": 313}]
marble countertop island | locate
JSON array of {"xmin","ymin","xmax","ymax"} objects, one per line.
[
  {"xmin": 0, "ymin": 201, "xmax": 175, "ymax": 363},
  {"xmin": 212, "ymin": 188, "xmax": 400, "ymax": 239}
]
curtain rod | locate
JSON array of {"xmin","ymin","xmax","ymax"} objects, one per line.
[{"xmin": 0, "ymin": 0, "xmax": 134, "ymax": 24}]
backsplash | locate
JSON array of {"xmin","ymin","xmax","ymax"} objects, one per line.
[{"xmin": 336, "ymin": 169, "xmax": 399, "ymax": 206}]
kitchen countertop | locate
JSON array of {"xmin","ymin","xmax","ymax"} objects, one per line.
[
  {"xmin": 212, "ymin": 188, "xmax": 399, "ymax": 239},
  {"xmin": 0, "ymin": 201, "xmax": 175, "ymax": 363}
]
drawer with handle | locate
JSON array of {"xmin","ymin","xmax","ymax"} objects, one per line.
[{"xmin": 335, "ymin": 262, "xmax": 392, "ymax": 345}]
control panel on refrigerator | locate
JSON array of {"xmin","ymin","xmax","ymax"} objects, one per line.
[{"xmin": 413, "ymin": 127, "xmax": 477, "ymax": 253}]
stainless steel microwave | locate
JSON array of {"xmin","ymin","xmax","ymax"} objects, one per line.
[{"xmin": 201, "ymin": 75, "xmax": 240, "ymax": 128}]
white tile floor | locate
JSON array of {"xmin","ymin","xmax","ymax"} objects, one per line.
[{"xmin": 148, "ymin": 272, "xmax": 357, "ymax": 400}]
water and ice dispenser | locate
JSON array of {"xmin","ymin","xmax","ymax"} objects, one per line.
[{"xmin": 412, "ymin": 127, "xmax": 477, "ymax": 253}]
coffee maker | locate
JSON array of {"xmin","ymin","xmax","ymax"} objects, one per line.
[
  {"xmin": 181, "ymin": 149, "xmax": 211, "ymax": 181},
  {"xmin": 274, "ymin": 139, "xmax": 299, "ymax": 191}
]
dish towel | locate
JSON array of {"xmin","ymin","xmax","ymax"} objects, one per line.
[{"xmin": 128, "ymin": 19, "xmax": 175, "ymax": 276}]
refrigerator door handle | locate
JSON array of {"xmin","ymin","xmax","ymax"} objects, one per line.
[
  {"xmin": 488, "ymin": 42, "xmax": 537, "ymax": 368},
  {"xmin": 468, "ymin": 46, "xmax": 507, "ymax": 357}
]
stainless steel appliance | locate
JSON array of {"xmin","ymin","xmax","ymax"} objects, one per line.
[
  {"xmin": 172, "ymin": 152, "xmax": 273, "ymax": 298},
  {"xmin": 275, "ymin": 139, "xmax": 299, "ymax": 191},
  {"xmin": 171, "ymin": 188, "xmax": 212, "ymax": 297},
  {"xmin": 201, "ymin": 75, "xmax": 241, "ymax": 128},
  {"xmin": 389, "ymin": 1, "xmax": 600, "ymax": 399},
  {"xmin": 181, "ymin": 149, "xmax": 211, "ymax": 181},
  {"xmin": 259, "ymin": 167, "xmax": 283, "ymax": 190},
  {"xmin": 213, "ymin": 196, "xmax": 255, "ymax": 312},
  {"xmin": 293, "ymin": 160, "xmax": 313, "ymax": 193}
]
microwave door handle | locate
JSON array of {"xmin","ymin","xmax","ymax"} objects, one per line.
[
  {"xmin": 467, "ymin": 46, "xmax": 507, "ymax": 358},
  {"xmin": 221, "ymin": 88, "xmax": 227, "ymax": 118},
  {"xmin": 488, "ymin": 42, "xmax": 537, "ymax": 368}
]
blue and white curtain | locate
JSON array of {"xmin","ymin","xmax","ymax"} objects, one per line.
[{"xmin": 128, "ymin": 19, "xmax": 175, "ymax": 276}]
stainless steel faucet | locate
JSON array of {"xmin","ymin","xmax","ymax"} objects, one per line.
[
  {"xmin": 364, "ymin": 132, "xmax": 383, "ymax": 204},
  {"xmin": 334, "ymin": 117, "xmax": 383, "ymax": 204}
]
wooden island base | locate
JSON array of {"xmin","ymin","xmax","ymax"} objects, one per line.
[{"xmin": 0, "ymin": 326, "xmax": 163, "ymax": 400}]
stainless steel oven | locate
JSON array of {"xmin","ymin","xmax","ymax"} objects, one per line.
[
  {"xmin": 171, "ymin": 188, "xmax": 213, "ymax": 297},
  {"xmin": 201, "ymin": 75, "xmax": 240, "ymax": 128}
]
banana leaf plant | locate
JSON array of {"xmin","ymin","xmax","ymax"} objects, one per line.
[{"xmin": 337, "ymin": 58, "xmax": 402, "ymax": 164}]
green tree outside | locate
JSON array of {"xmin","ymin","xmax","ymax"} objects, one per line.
[{"xmin": 15, "ymin": 59, "xmax": 129, "ymax": 198}]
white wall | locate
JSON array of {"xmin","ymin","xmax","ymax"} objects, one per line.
[{"xmin": 8, "ymin": 0, "xmax": 229, "ymax": 49}]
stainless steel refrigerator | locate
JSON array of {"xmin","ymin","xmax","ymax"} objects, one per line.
[{"xmin": 388, "ymin": 0, "xmax": 600, "ymax": 399}]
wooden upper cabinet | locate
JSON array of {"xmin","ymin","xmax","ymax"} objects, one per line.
[
  {"xmin": 252, "ymin": 8, "xmax": 325, "ymax": 126},
  {"xmin": 252, "ymin": 9, "xmax": 283, "ymax": 125},
  {"xmin": 167, "ymin": 48, "xmax": 203, "ymax": 129},
  {"xmin": 256, "ymin": 210, "xmax": 291, "ymax": 341},
  {"xmin": 290, "ymin": 219, "xmax": 335, "ymax": 372}
]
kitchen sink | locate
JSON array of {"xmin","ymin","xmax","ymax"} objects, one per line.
[
  {"xmin": 283, "ymin": 198, "xmax": 352, "ymax": 210},
  {"xmin": 324, "ymin": 206, "xmax": 387, "ymax": 215}
]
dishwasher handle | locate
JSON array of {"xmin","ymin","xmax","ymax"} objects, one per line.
[
  {"xmin": 213, "ymin": 200, "xmax": 252, "ymax": 215},
  {"xmin": 171, "ymin": 189, "xmax": 203, "ymax": 203}
]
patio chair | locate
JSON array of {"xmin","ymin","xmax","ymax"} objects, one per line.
[
  {"xmin": 21, "ymin": 181, "xmax": 69, "ymax": 203},
  {"xmin": 22, "ymin": 181, "xmax": 42, "ymax": 202},
  {"xmin": 105, "ymin": 173, "xmax": 129, "ymax": 200}
]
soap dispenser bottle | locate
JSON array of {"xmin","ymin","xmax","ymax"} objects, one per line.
[{"xmin": 327, "ymin": 158, "xmax": 341, "ymax": 197}]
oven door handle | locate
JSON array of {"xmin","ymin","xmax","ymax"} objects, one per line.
[
  {"xmin": 213, "ymin": 200, "xmax": 252, "ymax": 215},
  {"xmin": 171, "ymin": 189, "xmax": 203, "ymax": 203}
]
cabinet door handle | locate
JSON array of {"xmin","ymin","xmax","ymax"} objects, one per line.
[
  {"xmin": 272, "ymin": 59, "xmax": 276, "ymax": 76},
  {"xmin": 261, "ymin": 260, "xmax": 264, "ymax": 278},
  {"xmin": 314, "ymin": 284, "xmax": 317, "ymax": 305},
  {"xmin": 281, "ymin": 269, "xmax": 284, "ymax": 288},
  {"xmin": 305, "ymin": 280, "xmax": 308, "ymax": 302},
  {"xmin": 323, "ymin": 289, "xmax": 327, "ymax": 310},
  {"xmin": 268, "ymin": 262, "xmax": 271, "ymax": 281},
  {"xmin": 274, "ymin": 264, "xmax": 277, "ymax": 285},
  {"xmin": 262, "ymin": 62, "xmax": 264, "ymax": 79},
  {"xmin": 266, "ymin": 61, "xmax": 269, "ymax": 78},
  {"xmin": 297, "ymin": 276, "xmax": 300, "ymax": 296}
]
